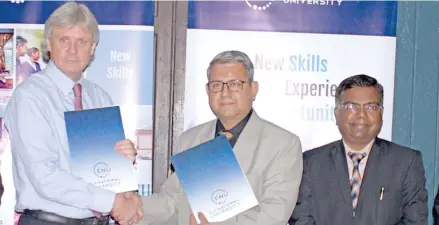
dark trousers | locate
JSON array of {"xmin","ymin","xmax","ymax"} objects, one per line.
[
  {"xmin": 18, "ymin": 214, "xmax": 62, "ymax": 225},
  {"xmin": 18, "ymin": 211, "xmax": 111, "ymax": 225}
]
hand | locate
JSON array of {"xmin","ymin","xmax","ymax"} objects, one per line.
[
  {"xmin": 111, "ymin": 192, "xmax": 143, "ymax": 225},
  {"xmin": 189, "ymin": 212, "xmax": 210, "ymax": 225},
  {"xmin": 115, "ymin": 139, "xmax": 137, "ymax": 163}
]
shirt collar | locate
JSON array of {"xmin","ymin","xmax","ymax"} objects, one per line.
[
  {"xmin": 215, "ymin": 109, "xmax": 253, "ymax": 139},
  {"xmin": 343, "ymin": 138, "xmax": 375, "ymax": 155},
  {"xmin": 45, "ymin": 60, "xmax": 83, "ymax": 96}
]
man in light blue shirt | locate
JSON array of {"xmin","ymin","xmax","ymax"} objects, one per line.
[{"xmin": 4, "ymin": 2, "xmax": 143, "ymax": 225}]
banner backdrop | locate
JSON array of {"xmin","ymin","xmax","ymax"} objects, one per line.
[
  {"xmin": 184, "ymin": 1, "xmax": 397, "ymax": 151},
  {"xmin": 0, "ymin": 2, "xmax": 155, "ymax": 225}
]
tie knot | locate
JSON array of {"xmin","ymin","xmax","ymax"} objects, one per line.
[
  {"xmin": 218, "ymin": 131, "xmax": 233, "ymax": 140},
  {"xmin": 348, "ymin": 152, "xmax": 367, "ymax": 164},
  {"xmin": 73, "ymin": 83, "xmax": 82, "ymax": 97}
]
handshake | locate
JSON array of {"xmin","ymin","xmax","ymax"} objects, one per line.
[{"xmin": 110, "ymin": 192, "xmax": 144, "ymax": 225}]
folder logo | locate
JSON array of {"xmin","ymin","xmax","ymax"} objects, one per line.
[
  {"xmin": 211, "ymin": 189, "xmax": 228, "ymax": 205},
  {"xmin": 94, "ymin": 162, "xmax": 111, "ymax": 178}
]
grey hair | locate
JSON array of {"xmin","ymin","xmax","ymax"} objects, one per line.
[
  {"xmin": 206, "ymin": 50, "xmax": 254, "ymax": 82},
  {"xmin": 42, "ymin": 1, "xmax": 99, "ymax": 63},
  {"xmin": 40, "ymin": 41, "xmax": 50, "ymax": 63}
]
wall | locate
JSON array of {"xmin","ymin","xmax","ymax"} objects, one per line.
[{"xmin": 394, "ymin": 1, "xmax": 439, "ymax": 222}]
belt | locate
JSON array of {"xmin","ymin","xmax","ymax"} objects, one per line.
[{"xmin": 23, "ymin": 209, "xmax": 110, "ymax": 225}]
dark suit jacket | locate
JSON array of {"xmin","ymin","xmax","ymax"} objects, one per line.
[
  {"xmin": 0, "ymin": 173, "xmax": 3, "ymax": 205},
  {"xmin": 290, "ymin": 138, "xmax": 428, "ymax": 225},
  {"xmin": 433, "ymin": 188, "xmax": 439, "ymax": 224}
]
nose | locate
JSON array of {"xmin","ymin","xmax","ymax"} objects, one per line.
[
  {"xmin": 67, "ymin": 42, "xmax": 78, "ymax": 54},
  {"xmin": 221, "ymin": 84, "xmax": 231, "ymax": 97},
  {"xmin": 355, "ymin": 107, "xmax": 366, "ymax": 118}
]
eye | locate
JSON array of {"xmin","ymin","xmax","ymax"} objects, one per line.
[
  {"xmin": 345, "ymin": 103, "xmax": 356, "ymax": 109},
  {"xmin": 366, "ymin": 104, "xmax": 379, "ymax": 111},
  {"xmin": 228, "ymin": 81, "xmax": 239, "ymax": 87}
]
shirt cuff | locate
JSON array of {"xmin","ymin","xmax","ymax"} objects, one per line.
[{"xmin": 87, "ymin": 184, "xmax": 116, "ymax": 213}]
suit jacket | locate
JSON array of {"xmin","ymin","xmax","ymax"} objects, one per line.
[
  {"xmin": 290, "ymin": 138, "xmax": 428, "ymax": 225},
  {"xmin": 0, "ymin": 173, "xmax": 3, "ymax": 206},
  {"xmin": 433, "ymin": 188, "xmax": 439, "ymax": 225},
  {"xmin": 138, "ymin": 112, "xmax": 303, "ymax": 225}
]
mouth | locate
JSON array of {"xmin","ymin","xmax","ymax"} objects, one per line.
[
  {"xmin": 220, "ymin": 102, "xmax": 234, "ymax": 106},
  {"xmin": 350, "ymin": 123, "xmax": 369, "ymax": 128}
]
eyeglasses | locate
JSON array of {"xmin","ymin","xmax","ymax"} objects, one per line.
[
  {"xmin": 207, "ymin": 80, "xmax": 248, "ymax": 93},
  {"xmin": 337, "ymin": 102, "xmax": 383, "ymax": 113}
]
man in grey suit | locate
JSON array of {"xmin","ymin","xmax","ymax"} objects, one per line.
[
  {"xmin": 290, "ymin": 74, "xmax": 428, "ymax": 225},
  {"xmin": 130, "ymin": 50, "xmax": 303, "ymax": 225}
]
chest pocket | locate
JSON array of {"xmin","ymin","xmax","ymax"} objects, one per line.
[{"xmin": 376, "ymin": 186, "xmax": 402, "ymax": 225}]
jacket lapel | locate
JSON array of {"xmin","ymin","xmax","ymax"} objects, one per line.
[
  {"xmin": 193, "ymin": 112, "xmax": 262, "ymax": 174},
  {"xmin": 355, "ymin": 139, "xmax": 387, "ymax": 218},
  {"xmin": 193, "ymin": 120, "xmax": 216, "ymax": 146},
  {"xmin": 330, "ymin": 141, "xmax": 352, "ymax": 205},
  {"xmin": 230, "ymin": 112, "xmax": 263, "ymax": 175}
]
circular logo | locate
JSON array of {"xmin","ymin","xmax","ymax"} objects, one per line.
[
  {"xmin": 10, "ymin": 0, "xmax": 25, "ymax": 4},
  {"xmin": 211, "ymin": 189, "xmax": 228, "ymax": 205},
  {"xmin": 94, "ymin": 162, "xmax": 111, "ymax": 178},
  {"xmin": 245, "ymin": 0, "xmax": 272, "ymax": 11}
]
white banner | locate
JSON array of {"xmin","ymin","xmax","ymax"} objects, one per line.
[{"xmin": 184, "ymin": 1, "xmax": 397, "ymax": 151}]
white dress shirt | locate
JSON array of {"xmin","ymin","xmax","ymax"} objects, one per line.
[
  {"xmin": 344, "ymin": 139, "xmax": 375, "ymax": 180},
  {"xmin": 4, "ymin": 60, "xmax": 116, "ymax": 219}
]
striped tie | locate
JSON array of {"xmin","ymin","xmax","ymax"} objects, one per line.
[{"xmin": 348, "ymin": 152, "xmax": 367, "ymax": 211}]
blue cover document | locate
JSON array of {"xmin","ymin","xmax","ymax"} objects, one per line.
[
  {"xmin": 171, "ymin": 135, "xmax": 259, "ymax": 223},
  {"xmin": 64, "ymin": 106, "xmax": 137, "ymax": 193}
]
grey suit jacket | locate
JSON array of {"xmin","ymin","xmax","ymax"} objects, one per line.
[
  {"xmin": 290, "ymin": 138, "xmax": 428, "ymax": 225},
  {"xmin": 138, "ymin": 112, "xmax": 303, "ymax": 225}
]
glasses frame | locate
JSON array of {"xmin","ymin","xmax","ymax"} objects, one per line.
[
  {"xmin": 206, "ymin": 79, "xmax": 249, "ymax": 93},
  {"xmin": 337, "ymin": 102, "xmax": 384, "ymax": 113}
]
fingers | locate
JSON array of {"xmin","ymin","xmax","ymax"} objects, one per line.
[
  {"xmin": 189, "ymin": 213, "xmax": 198, "ymax": 225},
  {"xmin": 115, "ymin": 139, "xmax": 134, "ymax": 148},
  {"xmin": 198, "ymin": 212, "xmax": 209, "ymax": 224},
  {"xmin": 112, "ymin": 193, "xmax": 143, "ymax": 225},
  {"xmin": 115, "ymin": 139, "xmax": 137, "ymax": 162}
]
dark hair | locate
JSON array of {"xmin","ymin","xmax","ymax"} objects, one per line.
[
  {"xmin": 16, "ymin": 36, "xmax": 27, "ymax": 47},
  {"xmin": 27, "ymin": 47, "xmax": 39, "ymax": 56},
  {"xmin": 335, "ymin": 74, "xmax": 384, "ymax": 105}
]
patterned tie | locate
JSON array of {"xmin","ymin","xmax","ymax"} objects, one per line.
[
  {"xmin": 218, "ymin": 131, "xmax": 233, "ymax": 140},
  {"xmin": 348, "ymin": 152, "xmax": 367, "ymax": 211},
  {"xmin": 73, "ymin": 83, "xmax": 83, "ymax": 110}
]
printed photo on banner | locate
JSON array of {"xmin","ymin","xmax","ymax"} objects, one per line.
[
  {"xmin": 0, "ymin": 28, "xmax": 14, "ymax": 111},
  {"xmin": 14, "ymin": 28, "xmax": 48, "ymax": 85},
  {"xmin": 82, "ymin": 28, "xmax": 155, "ymax": 196}
]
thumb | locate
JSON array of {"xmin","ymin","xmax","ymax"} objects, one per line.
[{"xmin": 198, "ymin": 212, "xmax": 209, "ymax": 224}]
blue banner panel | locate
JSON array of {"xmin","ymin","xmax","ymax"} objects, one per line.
[
  {"xmin": 188, "ymin": 1, "xmax": 397, "ymax": 36},
  {"xmin": 0, "ymin": 1, "xmax": 154, "ymax": 26}
]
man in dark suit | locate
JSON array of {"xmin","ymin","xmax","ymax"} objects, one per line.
[
  {"xmin": 433, "ymin": 189, "xmax": 439, "ymax": 224},
  {"xmin": 0, "ymin": 173, "xmax": 3, "ymax": 205},
  {"xmin": 290, "ymin": 74, "xmax": 428, "ymax": 225}
]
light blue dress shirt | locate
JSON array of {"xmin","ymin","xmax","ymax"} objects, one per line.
[{"xmin": 4, "ymin": 60, "xmax": 116, "ymax": 219}]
